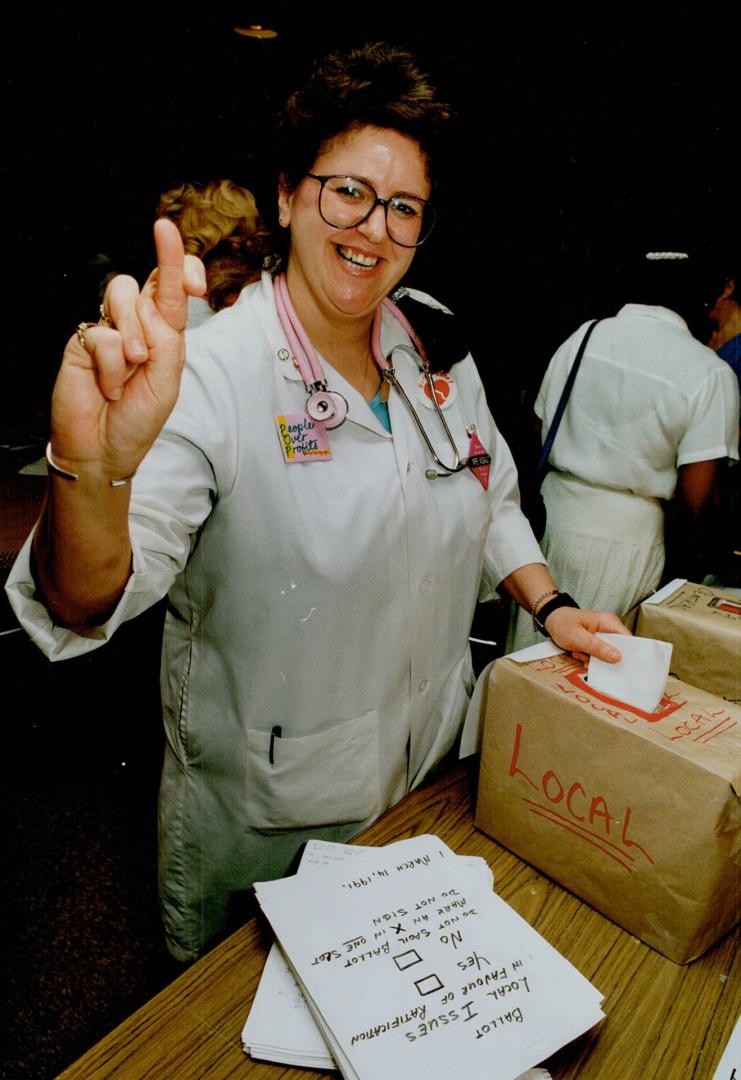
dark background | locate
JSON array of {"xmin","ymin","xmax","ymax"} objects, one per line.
[
  {"xmin": 1, "ymin": 6, "xmax": 739, "ymax": 1077},
  {"xmin": 4, "ymin": 3, "xmax": 739, "ymax": 442}
]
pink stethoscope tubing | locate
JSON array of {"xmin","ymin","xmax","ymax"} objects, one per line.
[
  {"xmin": 273, "ymin": 273, "xmax": 467, "ymax": 473},
  {"xmin": 273, "ymin": 273, "xmax": 349, "ymax": 429}
]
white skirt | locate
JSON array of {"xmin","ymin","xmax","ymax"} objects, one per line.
[{"xmin": 509, "ymin": 470, "xmax": 665, "ymax": 652}]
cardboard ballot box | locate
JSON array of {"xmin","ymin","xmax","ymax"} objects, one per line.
[
  {"xmin": 636, "ymin": 580, "xmax": 741, "ymax": 704},
  {"xmin": 475, "ymin": 652, "xmax": 741, "ymax": 964}
]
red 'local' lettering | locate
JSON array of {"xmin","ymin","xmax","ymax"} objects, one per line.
[{"xmin": 507, "ymin": 722, "xmax": 653, "ymax": 863}]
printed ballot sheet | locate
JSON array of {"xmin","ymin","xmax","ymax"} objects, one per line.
[
  {"xmin": 243, "ymin": 839, "xmax": 493, "ymax": 1068},
  {"xmin": 253, "ymin": 835, "xmax": 604, "ymax": 1080}
]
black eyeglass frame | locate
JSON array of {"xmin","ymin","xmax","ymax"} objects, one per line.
[{"xmin": 306, "ymin": 173, "xmax": 436, "ymax": 248}]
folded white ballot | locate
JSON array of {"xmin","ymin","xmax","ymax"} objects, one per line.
[
  {"xmin": 249, "ymin": 834, "xmax": 603, "ymax": 1080},
  {"xmin": 587, "ymin": 633, "xmax": 672, "ymax": 713}
]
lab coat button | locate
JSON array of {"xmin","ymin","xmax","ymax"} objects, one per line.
[
  {"xmin": 418, "ymin": 679, "xmax": 429, "ymax": 693},
  {"xmin": 425, "ymin": 469, "xmax": 437, "ymax": 480}
]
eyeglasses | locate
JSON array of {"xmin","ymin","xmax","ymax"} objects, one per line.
[{"xmin": 306, "ymin": 174, "xmax": 436, "ymax": 248}]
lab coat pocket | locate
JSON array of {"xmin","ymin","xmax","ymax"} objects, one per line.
[{"xmin": 245, "ymin": 711, "xmax": 382, "ymax": 831}]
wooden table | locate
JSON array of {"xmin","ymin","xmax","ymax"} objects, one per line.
[{"xmin": 59, "ymin": 761, "xmax": 738, "ymax": 1080}]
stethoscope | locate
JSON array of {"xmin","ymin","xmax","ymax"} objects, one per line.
[{"xmin": 273, "ymin": 273, "xmax": 475, "ymax": 477}]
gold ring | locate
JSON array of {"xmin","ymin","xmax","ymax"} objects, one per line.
[
  {"xmin": 99, "ymin": 303, "xmax": 113, "ymax": 327},
  {"xmin": 76, "ymin": 322, "xmax": 98, "ymax": 350}
]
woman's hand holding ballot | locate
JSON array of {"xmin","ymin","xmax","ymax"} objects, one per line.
[
  {"xmin": 502, "ymin": 563, "xmax": 631, "ymax": 663},
  {"xmin": 543, "ymin": 605, "xmax": 630, "ymax": 663}
]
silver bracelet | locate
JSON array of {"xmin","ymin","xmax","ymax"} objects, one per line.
[
  {"xmin": 530, "ymin": 588, "xmax": 560, "ymax": 633},
  {"xmin": 45, "ymin": 442, "xmax": 136, "ymax": 488}
]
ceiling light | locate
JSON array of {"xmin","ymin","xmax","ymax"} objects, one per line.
[{"xmin": 233, "ymin": 23, "xmax": 278, "ymax": 39}]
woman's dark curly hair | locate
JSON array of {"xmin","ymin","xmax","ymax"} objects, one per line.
[{"xmin": 275, "ymin": 41, "xmax": 452, "ymax": 194}]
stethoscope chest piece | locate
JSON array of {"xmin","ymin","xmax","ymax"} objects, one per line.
[{"xmin": 306, "ymin": 385, "xmax": 349, "ymax": 429}]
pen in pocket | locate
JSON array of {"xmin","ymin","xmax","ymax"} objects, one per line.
[{"xmin": 269, "ymin": 725, "xmax": 282, "ymax": 765}]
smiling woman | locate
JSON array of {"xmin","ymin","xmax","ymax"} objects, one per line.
[
  {"xmin": 272, "ymin": 40, "xmax": 448, "ymax": 389},
  {"xmin": 279, "ymin": 126, "xmax": 429, "ymax": 358},
  {"xmin": 7, "ymin": 39, "xmax": 628, "ymax": 965}
]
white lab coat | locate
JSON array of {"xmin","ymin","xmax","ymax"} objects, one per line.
[{"xmin": 7, "ymin": 273, "xmax": 544, "ymax": 960}]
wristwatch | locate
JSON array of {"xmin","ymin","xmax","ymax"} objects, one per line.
[{"xmin": 532, "ymin": 592, "xmax": 580, "ymax": 636}]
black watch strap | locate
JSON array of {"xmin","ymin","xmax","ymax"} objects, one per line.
[{"xmin": 533, "ymin": 592, "xmax": 580, "ymax": 636}]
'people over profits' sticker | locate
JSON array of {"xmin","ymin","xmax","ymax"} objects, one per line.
[{"xmin": 276, "ymin": 414, "xmax": 332, "ymax": 463}]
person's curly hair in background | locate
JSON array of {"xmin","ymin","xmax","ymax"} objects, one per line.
[{"xmin": 157, "ymin": 179, "xmax": 272, "ymax": 312}]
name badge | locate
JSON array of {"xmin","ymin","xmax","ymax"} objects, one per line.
[
  {"xmin": 275, "ymin": 414, "xmax": 333, "ymax": 463},
  {"xmin": 466, "ymin": 428, "xmax": 491, "ymax": 490}
]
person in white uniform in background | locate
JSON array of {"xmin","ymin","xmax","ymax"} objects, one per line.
[
  {"xmin": 510, "ymin": 251, "xmax": 740, "ymax": 652},
  {"xmin": 7, "ymin": 41, "xmax": 627, "ymax": 962}
]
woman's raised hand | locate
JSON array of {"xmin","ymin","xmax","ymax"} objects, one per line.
[{"xmin": 49, "ymin": 219, "xmax": 206, "ymax": 483}]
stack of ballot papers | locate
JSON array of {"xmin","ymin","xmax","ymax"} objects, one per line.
[{"xmin": 243, "ymin": 834, "xmax": 604, "ymax": 1079}]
